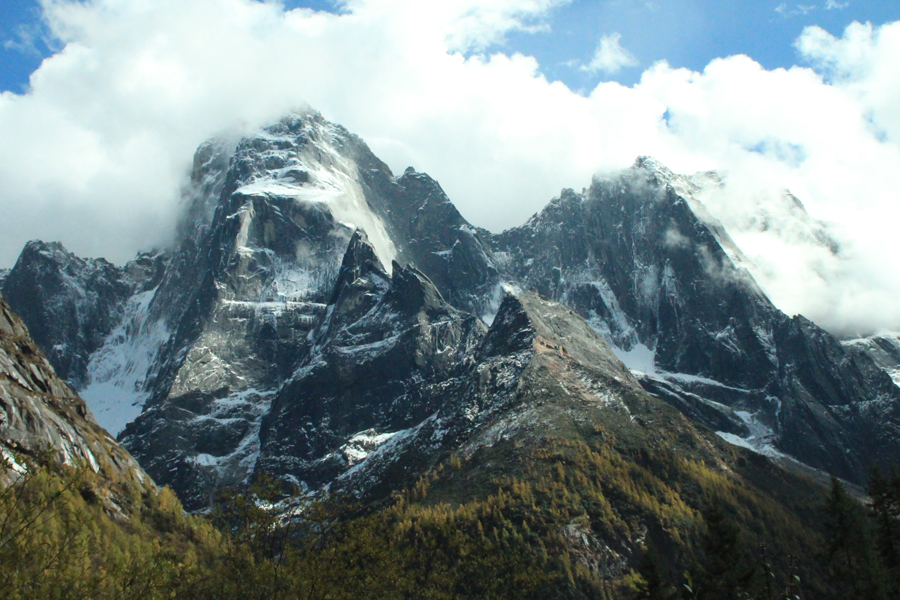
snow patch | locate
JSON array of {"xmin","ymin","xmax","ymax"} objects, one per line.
[
  {"xmin": 234, "ymin": 124, "xmax": 398, "ymax": 274},
  {"xmin": 612, "ymin": 343, "xmax": 656, "ymax": 375},
  {"xmin": 480, "ymin": 281, "xmax": 517, "ymax": 326},
  {"xmin": 715, "ymin": 410, "xmax": 783, "ymax": 458},
  {"xmin": 186, "ymin": 388, "xmax": 277, "ymax": 483},
  {"xmin": 80, "ymin": 289, "xmax": 170, "ymax": 435},
  {"xmin": 339, "ymin": 429, "xmax": 401, "ymax": 466},
  {"xmin": 843, "ymin": 332, "xmax": 900, "ymax": 389},
  {"xmin": 662, "ymin": 372, "xmax": 751, "ymax": 393}
]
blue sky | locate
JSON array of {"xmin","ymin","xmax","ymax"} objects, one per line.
[
  {"xmin": 501, "ymin": 0, "xmax": 900, "ymax": 87},
  {"xmin": 3, "ymin": 0, "xmax": 898, "ymax": 93},
  {"xmin": 0, "ymin": 0, "xmax": 899, "ymax": 334}
]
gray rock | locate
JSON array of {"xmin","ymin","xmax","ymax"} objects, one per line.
[
  {"xmin": 0, "ymin": 241, "xmax": 168, "ymax": 389},
  {"xmin": 843, "ymin": 333, "xmax": 900, "ymax": 387},
  {"xmin": 491, "ymin": 157, "xmax": 900, "ymax": 482},
  {"xmin": 256, "ymin": 230, "xmax": 486, "ymax": 493},
  {"xmin": 0, "ymin": 291, "xmax": 151, "ymax": 492}
]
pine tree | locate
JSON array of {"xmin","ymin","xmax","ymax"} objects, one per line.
[
  {"xmin": 868, "ymin": 467, "xmax": 900, "ymax": 598},
  {"xmin": 783, "ymin": 555, "xmax": 801, "ymax": 600},
  {"xmin": 634, "ymin": 544, "xmax": 677, "ymax": 600},
  {"xmin": 688, "ymin": 500, "xmax": 753, "ymax": 600},
  {"xmin": 755, "ymin": 542, "xmax": 776, "ymax": 600},
  {"xmin": 823, "ymin": 476, "xmax": 884, "ymax": 600}
]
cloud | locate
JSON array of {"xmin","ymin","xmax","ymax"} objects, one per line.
[
  {"xmin": 775, "ymin": 3, "xmax": 817, "ymax": 18},
  {"xmin": 825, "ymin": 1, "xmax": 849, "ymax": 10},
  {"xmin": 581, "ymin": 32, "xmax": 638, "ymax": 75},
  {"xmin": 0, "ymin": 1, "xmax": 898, "ymax": 336}
]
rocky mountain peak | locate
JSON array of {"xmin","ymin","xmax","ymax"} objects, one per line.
[
  {"xmin": 327, "ymin": 229, "xmax": 388, "ymax": 307},
  {"xmin": 632, "ymin": 155, "xmax": 677, "ymax": 179},
  {"xmin": 1, "ymin": 240, "xmax": 136, "ymax": 389},
  {"xmin": 479, "ymin": 293, "xmax": 536, "ymax": 358},
  {"xmin": 6, "ymin": 113, "xmax": 900, "ymax": 509}
]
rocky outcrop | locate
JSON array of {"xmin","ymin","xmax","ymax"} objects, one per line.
[
  {"xmin": 843, "ymin": 333, "xmax": 900, "ymax": 388},
  {"xmin": 329, "ymin": 289, "xmax": 649, "ymax": 500},
  {"xmin": 256, "ymin": 231, "xmax": 486, "ymax": 493},
  {"xmin": 382, "ymin": 168, "xmax": 500, "ymax": 319},
  {"xmin": 0, "ymin": 291, "xmax": 150, "ymax": 490}
]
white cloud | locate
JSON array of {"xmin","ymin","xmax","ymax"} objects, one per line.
[
  {"xmin": 775, "ymin": 3, "xmax": 817, "ymax": 18},
  {"xmin": 825, "ymin": 1, "xmax": 849, "ymax": 10},
  {"xmin": 581, "ymin": 32, "xmax": 638, "ymax": 75},
  {"xmin": 0, "ymin": 1, "xmax": 898, "ymax": 336}
]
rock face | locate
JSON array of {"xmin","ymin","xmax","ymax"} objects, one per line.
[
  {"xmin": 257, "ymin": 230, "xmax": 486, "ymax": 491},
  {"xmin": 844, "ymin": 333, "xmax": 900, "ymax": 388},
  {"xmin": 0, "ymin": 241, "xmax": 168, "ymax": 391},
  {"xmin": 326, "ymin": 288, "xmax": 651, "ymax": 501},
  {"xmin": 0, "ymin": 291, "xmax": 150, "ymax": 490},
  {"xmin": 4, "ymin": 112, "xmax": 900, "ymax": 507},
  {"xmin": 491, "ymin": 157, "xmax": 900, "ymax": 482},
  {"xmin": 109, "ymin": 114, "xmax": 509, "ymax": 508}
]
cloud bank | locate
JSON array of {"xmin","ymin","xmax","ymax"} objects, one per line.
[{"xmin": 0, "ymin": 0, "xmax": 898, "ymax": 336}]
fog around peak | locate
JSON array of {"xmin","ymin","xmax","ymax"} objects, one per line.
[{"xmin": 0, "ymin": 0, "xmax": 898, "ymax": 335}]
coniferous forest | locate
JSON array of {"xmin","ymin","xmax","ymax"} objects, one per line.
[{"xmin": 4, "ymin": 442, "xmax": 899, "ymax": 599}]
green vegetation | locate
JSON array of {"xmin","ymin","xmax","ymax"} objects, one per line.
[
  {"xmin": 0, "ymin": 451, "xmax": 217, "ymax": 600},
  {"xmin": 3, "ymin": 436, "xmax": 899, "ymax": 599}
]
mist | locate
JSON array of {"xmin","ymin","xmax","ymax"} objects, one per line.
[{"xmin": 0, "ymin": 0, "xmax": 898, "ymax": 336}]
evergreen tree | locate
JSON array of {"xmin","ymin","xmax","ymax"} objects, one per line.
[
  {"xmin": 823, "ymin": 476, "xmax": 884, "ymax": 600},
  {"xmin": 868, "ymin": 467, "xmax": 900, "ymax": 598},
  {"xmin": 634, "ymin": 544, "xmax": 677, "ymax": 600},
  {"xmin": 754, "ymin": 542, "xmax": 776, "ymax": 600},
  {"xmin": 687, "ymin": 500, "xmax": 753, "ymax": 600}
]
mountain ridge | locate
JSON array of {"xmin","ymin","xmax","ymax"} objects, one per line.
[{"xmin": 3, "ymin": 110, "xmax": 898, "ymax": 511}]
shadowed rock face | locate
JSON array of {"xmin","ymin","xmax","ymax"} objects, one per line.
[
  {"xmin": 0, "ymin": 292, "xmax": 151, "ymax": 490},
  {"xmin": 256, "ymin": 231, "xmax": 487, "ymax": 490},
  {"xmin": 327, "ymin": 289, "xmax": 652, "ymax": 502},
  {"xmin": 4, "ymin": 114, "xmax": 900, "ymax": 508},
  {"xmin": 106, "ymin": 114, "xmax": 511, "ymax": 508},
  {"xmin": 1, "ymin": 241, "xmax": 168, "ymax": 390}
]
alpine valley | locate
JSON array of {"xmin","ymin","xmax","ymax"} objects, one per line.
[{"xmin": 3, "ymin": 111, "xmax": 900, "ymax": 598}]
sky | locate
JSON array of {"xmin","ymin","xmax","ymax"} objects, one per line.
[{"xmin": 0, "ymin": 0, "xmax": 899, "ymax": 337}]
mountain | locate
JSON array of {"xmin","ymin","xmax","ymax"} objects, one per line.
[
  {"xmin": 0, "ymin": 267, "xmax": 843, "ymax": 599},
  {"xmin": 3, "ymin": 111, "xmax": 899, "ymax": 512},
  {"xmin": 0, "ymin": 290, "xmax": 151, "ymax": 493},
  {"xmin": 0, "ymin": 241, "xmax": 167, "ymax": 391},
  {"xmin": 843, "ymin": 333, "xmax": 900, "ymax": 387},
  {"xmin": 257, "ymin": 230, "xmax": 487, "ymax": 493},
  {"xmin": 491, "ymin": 157, "xmax": 900, "ymax": 483},
  {"xmin": 0, "ymin": 290, "xmax": 244, "ymax": 600}
]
